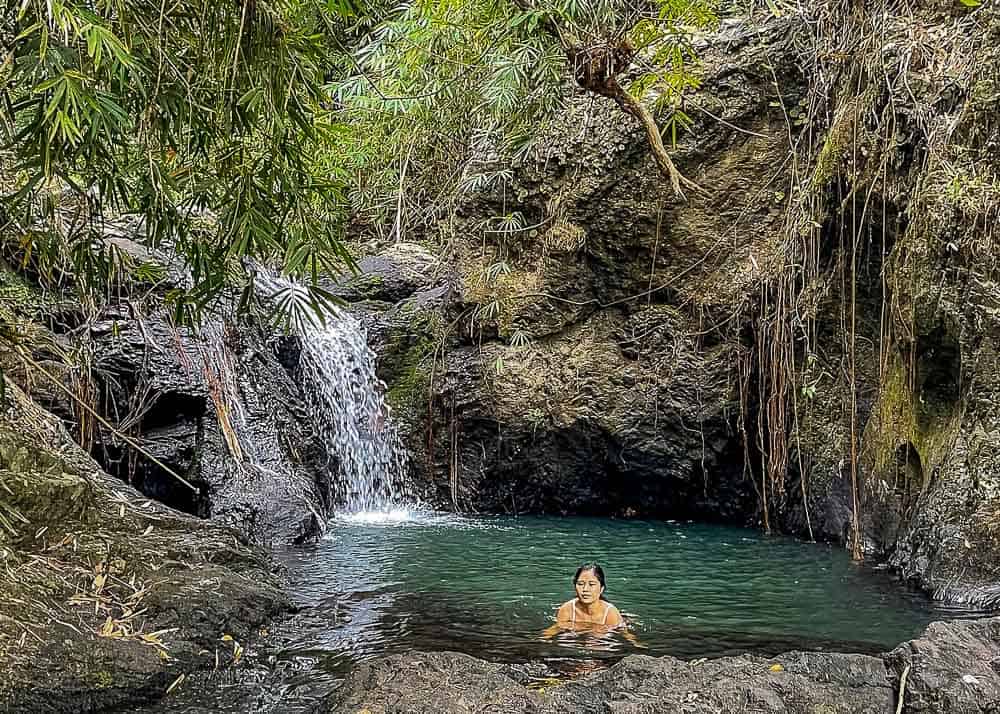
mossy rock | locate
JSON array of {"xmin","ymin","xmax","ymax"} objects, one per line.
[
  {"xmin": 0, "ymin": 382, "xmax": 290, "ymax": 710},
  {"xmin": 377, "ymin": 297, "xmax": 444, "ymax": 424},
  {"xmin": 0, "ymin": 267, "xmax": 46, "ymax": 313},
  {"xmin": 0, "ymin": 467, "xmax": 97, "ymax": 538}
]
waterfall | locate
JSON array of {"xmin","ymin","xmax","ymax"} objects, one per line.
[{"xmin": 261, "ymin": 275, "xmax": 411, "ymax": 514}]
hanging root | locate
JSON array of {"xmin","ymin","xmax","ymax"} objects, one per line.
[
  {"xmin": 895, "ymin": 664, "xmax": 910, "ymax": 714},
  {"xmin": 617, "ymin": 89, "xmax": 703, "ymax": 199}
]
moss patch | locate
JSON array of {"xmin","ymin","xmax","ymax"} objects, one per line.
[
  {"xmin": 0, "ymin": 264, "xmax": 49, "ymax": 321},
  {"xmin": 381, "ymin": 307, "xmax": 442, "ymax": 423},
  {"xmin": 862, "ymin": 354, "xmax": 961, "ymax": 483}
]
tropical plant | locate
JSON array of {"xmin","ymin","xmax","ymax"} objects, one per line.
[
  {"xmin": 1, "ymin": 0, "xmax": 716, "ymax": 325},
  {"xmin": 328, "ymin": 0, "xmax": 718, "ymax": 236},
  {"xmin": 1, "ymin": 0, "xmax": 358, "ymax": 323}
]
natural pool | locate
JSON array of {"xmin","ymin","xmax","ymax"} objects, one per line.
[
  {"xmin": 142, "ymin": 513, "xmax": 977, "ymax": 713},
  {"xmin": 270, "ymin": 513, "xmax": 963, "ymax": 672}
]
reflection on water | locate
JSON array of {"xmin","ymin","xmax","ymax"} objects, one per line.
[
  {"xmin": 547, "ymin": 627, "xmax": 633, "ymax": 655},
  {"xmin": 137, "ymin": 514, "xmax": 985, "ymax": 714}
]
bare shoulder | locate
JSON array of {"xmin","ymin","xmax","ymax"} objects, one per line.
[
  {"xmin": 604, "ymin": 603, "xmax": 624, "ymax": 625},
  {"xmin": 556, "ymin": 600, "xmax": 575, "ymax": 621}
]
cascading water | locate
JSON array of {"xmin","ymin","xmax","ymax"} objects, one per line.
[
  {"xmin": 260, "ymin": 275, "xmax": 411, "ymax": 515},
  {"xmin": 298, "ymin": 312, "xmax": 410, "ymax": 513}
]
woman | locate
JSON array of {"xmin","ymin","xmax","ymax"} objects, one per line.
[{"xmin": 549, "ymin": 563, "xmax": 623, "ymax": 631}]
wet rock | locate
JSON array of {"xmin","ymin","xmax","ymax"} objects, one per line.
[
  {"xmin": 323, "ymin": 649, "xmax": 893, "ymax": 713},
  {"xmin": 88, "ymin": 309, "xmax": 328, "ymax": 544},
  {"xmin": 325, "ymin": 618, "xmax": 1000, "ymax": 713},
  {"xmin": 885, "ymin": 618, "xmax": 1000, "ymax": 712},
  {"xmin": 91, "ymin": 306, "xmax": 208, "ymax": 399},
  {"xmin": 552, "ymin": 651, "xmax": 892, "ymax": 714},
  {"xmin": 325, "ymin": 652, "xmax": 546, "ymax": 713},
  {"xmin": 326, "ymin": 243, "xmax": 443, "ymax": 303}
]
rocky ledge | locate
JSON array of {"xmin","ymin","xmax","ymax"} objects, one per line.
[
  {"xmin": 0, "ymin": 384, "xmax": 289, "ymax": 713},
  {"xmin": 326, "ymin": 618, "xmax": 1000, "ymax": 714}
]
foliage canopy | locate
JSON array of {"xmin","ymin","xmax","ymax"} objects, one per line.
[
  {"xmin": 2, "ymin": 0, "xmax": 356, "ymax": 322},
  {"xmin": 1, "ymin": 0, "xmax": 715, "ymax": 320}
]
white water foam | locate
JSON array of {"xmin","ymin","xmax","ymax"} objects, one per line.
[
  {"xmin": 334, "ymin": 508, "xmax": 416, "ymax": 525},
  {"xmin": 260, "ymin": 275, "xmax": 412, "ymax": 515}
]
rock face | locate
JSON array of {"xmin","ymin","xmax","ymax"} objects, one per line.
[
  {"xmin": 885, "ymin": 618, "xmax": 1000, "ymax": 713},
  {"xmin": 0, "ymin": 383, "xmax": 289, "ymax": 713},
  {"xmin": 795, "ymin": 2, "xmax": 1000, "ymax": 603},
  {"xmin": 359, "ymin": 17, "xmax": 804, "ymax": 523},
  {"xmin": 324, "ymin": 618, "xmax": 1000, "ymax": 714},
  {"xmin": 351, "ymin": 2, "xmax": 1000, "ymax": 606},
  {"xmin": 88, "ymin": 307, "xmax": 329, "ymax": 544},
  {"xmin": 3, "ymin": 228, "xmax": 335, "ymax": 546}
]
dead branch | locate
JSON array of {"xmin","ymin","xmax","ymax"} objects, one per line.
[{"xmin": 508, "ymin": 0, "xmax": 698, "ymax": 198}]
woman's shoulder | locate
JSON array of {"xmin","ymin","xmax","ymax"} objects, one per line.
[
  {"xmin": 556, "ymin": 600, "xmax": 575, "ymax": 617},
  {"xmin": 603, "ymin": 601, "xmax": 623, "ymax": 623}
]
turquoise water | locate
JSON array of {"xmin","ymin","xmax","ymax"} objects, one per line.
[
  {"xmin": 270, "ymin": 513, "xmax": 964, "ymax": 676},
  {"xmin": 140, "ymin": 513, "xmax": 977, "ymax": 713}
]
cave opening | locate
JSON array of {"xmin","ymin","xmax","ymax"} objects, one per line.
[
  {"xmin": 93, "ymin": 438, "xmax": 212, "ymax": 518},
  {"xmin": 89, "ymin": 386, "xmax": 213, "ymax": 518},
  {"xmin": 893, "ymin": 441, "xmax": 924, "ymax": 517},
  {"xmin": 136, "ymin": 391, "xmax": 208, "ymax": 431},
  {"xmin": 915, "ymin": 323, "xmax": 962, "ymax": 426}
]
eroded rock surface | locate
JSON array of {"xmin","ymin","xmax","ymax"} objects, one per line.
[
  {"xmin": 359, "ymin": 16, "xmax": 805, "ymax": 523},
  {"xmin": 351, "ymin": 2, "xmax": 1000, "ymax": 607},
  {"xmin": 885, "ymin": 618, "xmax": 1000, "ymax": 712},
  {"xmin": 324, "ymin": 650, "xmax": 892, "ymax": 713},
  {"xmin": 324, "ymin": 618, "xmax": 1000, "ymax": 714},
  {"xmin": 0, "ymin": 384, "xmax": 289, "ymax": 713}
]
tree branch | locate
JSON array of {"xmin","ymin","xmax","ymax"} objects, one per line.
[
  {"xmin": 508, "ymin": 0, "xmax": 698, "ymax": 198},
  {"xmin": 606, "ymin": 76, "xmax": 702, "ymax": 199}
]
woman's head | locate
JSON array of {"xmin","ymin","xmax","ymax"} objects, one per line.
[{"xmin": 573, "ymin": 563, "xmax": 607, "ymax": 603}]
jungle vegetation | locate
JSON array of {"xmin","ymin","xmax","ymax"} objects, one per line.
[{"xmin": 0, "ymin": 0, "xmax": 716, "ymax": 325}]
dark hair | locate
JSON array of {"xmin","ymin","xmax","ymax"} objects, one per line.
[{"xmin": 573, "ymin": 563, "xmax": 608, "ymax": 600}]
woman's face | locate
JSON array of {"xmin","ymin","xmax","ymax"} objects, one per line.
[{"xmin": 574, "ymin": 569, "xmax": 604, "ymax": 604}]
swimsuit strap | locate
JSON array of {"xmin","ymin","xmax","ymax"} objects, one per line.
[{"xmin": 569, "ymin": 600, "xmax": 611, "ymax": 624}]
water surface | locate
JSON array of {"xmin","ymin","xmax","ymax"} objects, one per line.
[
  {"xmin": 270, "ymin": 513, "xmax": 961, "ymax": 675},
  {"xmin": 140, "ymin": 514, "xmax": 978, "ymax": 713}
]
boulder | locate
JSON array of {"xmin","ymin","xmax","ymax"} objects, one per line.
[
  {"xmin": 89, "ymin": 309, "xmax": 328, "ymax": 544},
  {"xmin": 885, "ymin": 618, "xmax": 1000, "ymax": 712},
  {"xmin": 323, "ymin": 649, "xmax": 892, "ymax": 713},
  {"xmin": 325, "ymin": 243, "xmax": 443, "ymax": 303},
  {"xmin": 0, "ymin": 383, "xmax": 289, "ymax": 713},
  {"xmin": 325, "ymin": 617, "xmax": 1000, "ymax": 713}
]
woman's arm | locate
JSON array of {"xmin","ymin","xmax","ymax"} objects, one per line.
[
  {"xmin": 540, "ymin": 602, "xmax": 573, "ymax": 640},
  {"xmin": 555, "ymin": 601, "xmax": 573, "ymax": 624},
  {"xmin": 620, "ymin": 628, "xmax": 648, "ymax": 649},
  {"xmin": 540, "ymin": 623, "xmax": 562, "ymax": 639}
]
